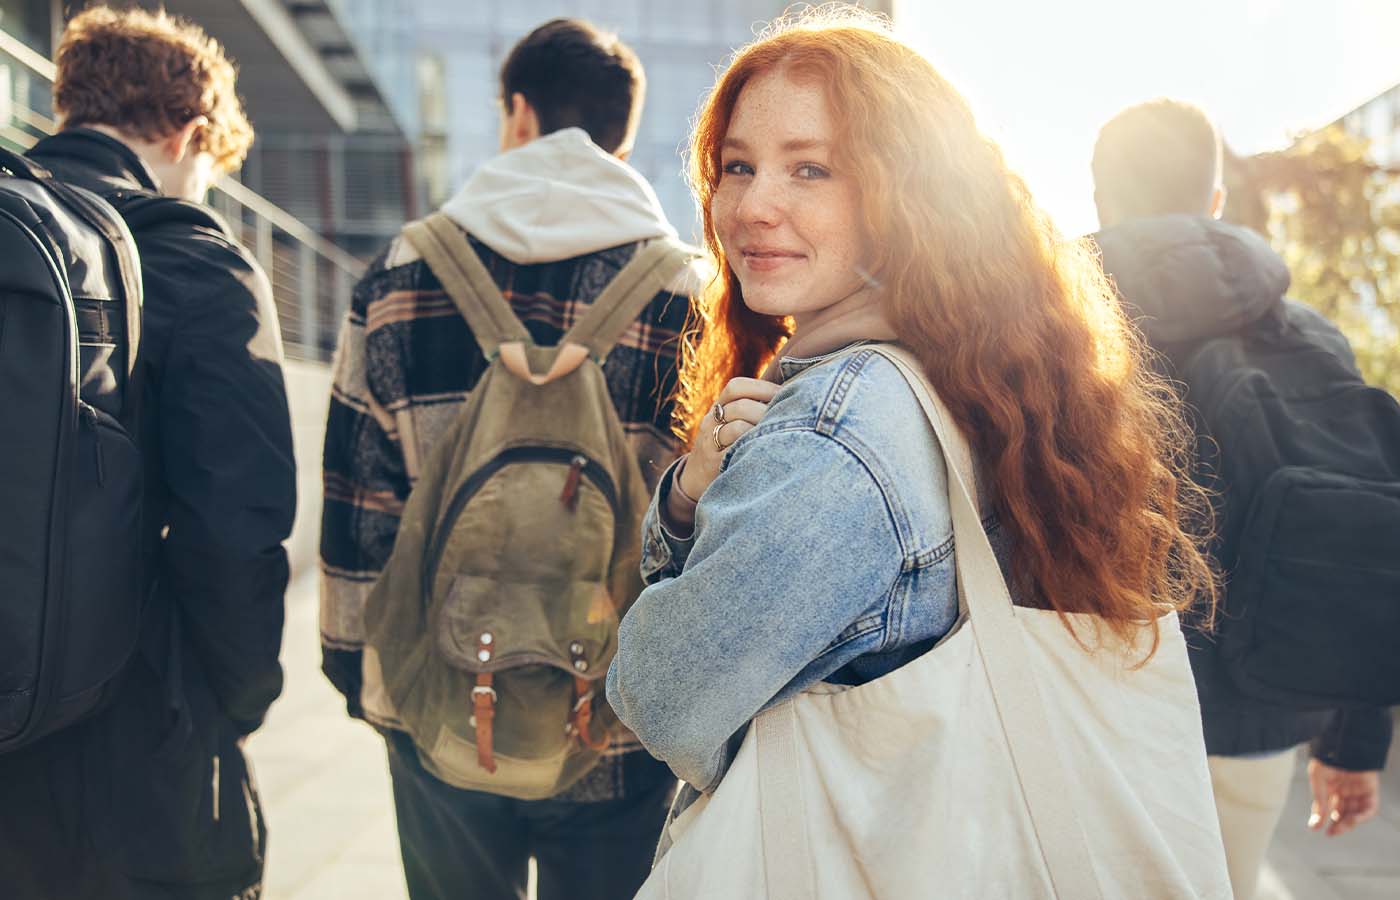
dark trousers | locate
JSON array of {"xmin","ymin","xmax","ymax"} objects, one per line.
[{"xmin": 385, "ymin": 731, "xmax": 675, "ymax": 900}]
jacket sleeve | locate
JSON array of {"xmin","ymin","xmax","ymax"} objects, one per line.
[
  {"xmin": 144, "ymin": 230, "xmax": 296, "ymax": 735},
  {"xmin": 606, "ymin": 426, "xmax": 903, "ymax": 792},
  {"xmin": 638, "ymin": 456, "xmax": 699, "ymax": 583},
  {"xmin": 319, "ymin": 255, "xmax": 411, "ymax": 718},
  {"xmin": 1311, "ymin": 707, "xmax": 1395, "ymax": 772}
]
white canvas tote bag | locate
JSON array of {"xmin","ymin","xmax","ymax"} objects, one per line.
[{"xmin": 635, "ymin": 345, "xmax": 1232, "ymax": 900}]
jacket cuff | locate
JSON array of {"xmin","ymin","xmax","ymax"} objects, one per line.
[
  {"xmin": 640, "ymin": 457, "xmax": 698, "ymax": 582},
  {"xmin": 322, "ymin": 645, "xmax": 366, "ymax": 720},
  {"xmin": 1310, "ymin": 708, "xmax": 1394, "ymax": 771}
]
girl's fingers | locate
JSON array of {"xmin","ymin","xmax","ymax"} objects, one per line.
[
  {"xmin": 717, "ymin": 398, "xmax": 769, "ymax": 427},
  {"xmin": 719, "ymin": 377, "xmax": 780, "ymax": 404},
  {"xmin": 719, "ymin": 420, "xmax": 755, "ymax": 448}
]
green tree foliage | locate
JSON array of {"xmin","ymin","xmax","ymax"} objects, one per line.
[{"xmin": 1223, "ymin": 126, "xmax": 1400, "ymax": 395}]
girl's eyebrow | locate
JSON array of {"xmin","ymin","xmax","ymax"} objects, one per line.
[{"xmin": 720, "ymin": 137, "xmax": 829, "ymax": 153}]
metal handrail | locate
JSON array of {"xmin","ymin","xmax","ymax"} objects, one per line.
[
  {"xmin": 216, "ymin": 170, "xmax": 363, "ymax": 272},
  {"xmin": 1, "ymin": 27, "xmax": 361, "ymax": 274},
  {"xmin": 0, "ymin": 28, "xmax": 55, "ymax": 81},
  {"xmin": 2, "ymin": 25, "xmax": 363, "ymax": 358}
]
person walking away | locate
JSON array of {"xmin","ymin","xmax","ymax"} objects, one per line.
[
  {"xmin": 319, "ymin": 18, "xmax": 704, "ymax": 900},
  {"xmin": 1, "ymin": 6, "xmax": 296, "ymax": 900},
  {"xmin": 1091, "ymin": 98, "xmax": 1396, "ymax": 900}
]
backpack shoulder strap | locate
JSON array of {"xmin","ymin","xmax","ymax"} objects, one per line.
[
  {"xmin": 562, "ymin": 237, "xmax": 697, "ymax": 361},
  {"xmin": 108, "ymin": 190, "xmax": 226, "ymax": 235},
  {"xmin": 5, "ymin": 151, "xmax": 144, "ymax": 414},
  {"xmin": 402, "ymin": 212, "xmax": 532, "ymax": 358},
  {"xmin": 55, "ymin": 184, "xmax": 144, "ymax": 417}
]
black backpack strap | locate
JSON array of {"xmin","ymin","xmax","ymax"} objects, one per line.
[
  {"xmin": 50, "ymin": 184, "xmax": 144, "ymax": 399},
  {"xmin": 107, "ymin": 190, "xmax": 227, "ymax": 235},
  {"xmin": 0, "ymin": 146, "xmax": 55, "ymax": 181},
  {"xmin": 5, "ymin": 148, "xmax": 145, "ymax": 416}
]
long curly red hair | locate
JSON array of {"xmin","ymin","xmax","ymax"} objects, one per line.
[{"xmin": 676, "ymin": 7, "xmax": 1215, "ymax": 646}]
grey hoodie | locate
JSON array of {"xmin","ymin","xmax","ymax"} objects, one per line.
[
  {"xmin": 441, "ymin": 127, "xmax": 679, "ymax": 265},
  {"xmin": 1095, "ymin": 214, "xmax": 1290, "ymax": 346}
]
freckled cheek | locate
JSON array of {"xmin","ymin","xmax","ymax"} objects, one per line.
[{"xmin": 710, "ymin": 193, "xmax": 740, "ymax": 252}]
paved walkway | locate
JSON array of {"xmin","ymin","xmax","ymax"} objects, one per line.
[
  {"xmin": 251, "ymin": 361, "xmax": 1400, "ymax": 899},
  {"xmin": 243, "ymin": 361, "xmax": 408, "ymax": 899}
]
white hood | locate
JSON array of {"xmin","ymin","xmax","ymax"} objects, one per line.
[{"xmin": 440, "ymin": 127, "xmax": 678, "ymax": 265}]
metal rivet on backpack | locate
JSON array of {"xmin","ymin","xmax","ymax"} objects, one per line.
[
  {"xmin": 477, "ymin": 648, "xmax": 492, "ymax": 663},
  {"xmin": 480, "ymin": 632, "xmax": 494, "ymax": 646},
  {"xmin": 569, "ymin": 641, "xmax": 584, "ymax": 656},
  {"xmin": 573, "ymin": 658, "xmax": 588, "ymax": 673}
]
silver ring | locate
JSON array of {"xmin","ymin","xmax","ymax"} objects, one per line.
[
  {"xmin": 712, "ymin": 401, "xmax": 727, "ymax": 425},
  {"xmin": 712, "ymin": 423, "xmax": 728, "ymax": 453}
]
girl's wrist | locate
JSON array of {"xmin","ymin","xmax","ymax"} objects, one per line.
[{"xmin": 673, "ymin": 456, "xmax": 701, "ymax": 505}]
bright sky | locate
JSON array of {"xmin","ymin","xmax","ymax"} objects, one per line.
[{"xmin": 897, "ymin": 0, "xmax": 1400, "ymax": 236}]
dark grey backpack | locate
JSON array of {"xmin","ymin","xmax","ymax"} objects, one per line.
[{"xmin": 0, "ymin": 147, "xmax": 145, "ymax": 753}]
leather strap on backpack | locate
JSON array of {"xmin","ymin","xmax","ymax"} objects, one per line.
[
  {"xmin": 570, "ymin": 676, "xmax": 609, "ymax": 751},
  {"xmin": 472, "ymin": 671, "xmax": 498, "ymax": 774}
]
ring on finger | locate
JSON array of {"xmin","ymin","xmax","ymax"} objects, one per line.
[
  {"xmin": 712, "ymin": 423, "xmax": 728, "ymax": 453},
  {"xmin": 712, "ymin": 401, "xmax": 727, "ymax": 425}
]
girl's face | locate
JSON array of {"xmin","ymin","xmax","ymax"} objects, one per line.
[{"xmin": 711, "ymin": 67, "xmax": 872, "ymax": 327}]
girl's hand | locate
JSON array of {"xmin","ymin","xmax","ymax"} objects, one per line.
[{"xmin": 679, "ymin": 378, "xmax": 780, "ymax": 500}]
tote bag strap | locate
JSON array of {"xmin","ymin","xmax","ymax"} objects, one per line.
[
  {"xmin": 867, "ymin": 344, "xmax": 1103, "ymax": 899},
  {"xmin": 755, "ymin": 704, "xmax": 816, "ymax": 900},
  {"xmin": 754, "ymin": 343, "xmax": 1102, "ymax": 899}
]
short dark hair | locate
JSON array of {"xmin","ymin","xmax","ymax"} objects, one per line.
[
  {"xmin": 500, "ymin": 19, "xmax": 645, "ymax": 155},
  {"xmin": 1092, "ymin": 99, "xmax": 1221, "ymax": 220}
]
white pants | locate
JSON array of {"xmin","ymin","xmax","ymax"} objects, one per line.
[{"xmin": 1207, "ymin": 750, "xmax": 1299, "ymax": 900}]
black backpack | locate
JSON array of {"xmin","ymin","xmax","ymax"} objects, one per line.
[
  {"xmin": 1174, "ymin": 301, "xmax": 1400, "ymax": 710},
  {"xmin": 0, "ymin": 147, "xmax": 146, "ymax": 753}
]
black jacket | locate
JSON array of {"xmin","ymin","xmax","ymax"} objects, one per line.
[
  {"xmin": 0, "ymin": 129, "xmax": 296, "ymax": 899},
  {"xmin": 1097, "ymin": 214, "xmax": 1393, "ymax": 770}
]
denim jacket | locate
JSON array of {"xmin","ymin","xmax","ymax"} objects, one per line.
[{"xmin": 606, "ymin": 344, "xmax": 1010, "ymax": 795}]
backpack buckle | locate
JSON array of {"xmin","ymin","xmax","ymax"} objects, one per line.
[{"xmin": 472, "ymin": 685, "xmax": 498, "ymax": 703}]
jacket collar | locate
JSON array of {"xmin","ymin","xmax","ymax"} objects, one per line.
[
  {"xmin": 775, "ymin": 340, "xmax": 880, "ymax": 383},
  {"xmin": 29, "ymin": 127, "xmax": 162, "ymax": 193}
]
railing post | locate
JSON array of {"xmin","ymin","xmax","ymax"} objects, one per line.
[
  {"xmin": 256, "ymin": 214, "xmax": 274, "ymax": 275},
  {"xmin": 335, "ymin": 265, "xmax": 353, "ymax": 334},
  {"xmin": 299, "ymin": 241, "xmax": 318, "ymax": 360}
]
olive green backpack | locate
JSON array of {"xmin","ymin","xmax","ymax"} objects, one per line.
[{"xmin": 363, "ymin": 213, "xmax": 695, "ymax": 799}]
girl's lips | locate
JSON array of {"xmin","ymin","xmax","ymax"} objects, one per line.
[{"xmin": 742, "ymin": 251, "xmax": 805, "ymax": 272}]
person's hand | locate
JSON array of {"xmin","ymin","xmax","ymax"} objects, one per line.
[
  {"xmin": 1308, "ymin": 759, "xmax": 1381, "ymax": 837},
  {"xmin": 678, "ymin": 378, "xmax": 779, "ymax": 500}
]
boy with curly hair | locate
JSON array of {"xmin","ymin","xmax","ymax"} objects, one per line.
[{"xmin": 0, "ymin": 7, "xmax": 295, "ymax": 899}]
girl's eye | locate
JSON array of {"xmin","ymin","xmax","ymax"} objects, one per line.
[
  {"xmin": 795, "ymin": 163, "xmax": 830, "ymax": 179},
  {"xmin": 722, "ymin": 160, "xmax": 754, "ymax": 176}
]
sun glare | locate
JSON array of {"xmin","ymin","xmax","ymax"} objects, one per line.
[{"xmin": 896, "ymin": 0, "xmax": 1400, "ymax": 236}]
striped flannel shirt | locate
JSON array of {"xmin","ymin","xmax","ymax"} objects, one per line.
[{"xmin": 320, "ymin": 228, "xmax": 700, "ymax": 799}]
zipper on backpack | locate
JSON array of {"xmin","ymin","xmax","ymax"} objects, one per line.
[
  {"xmin": 424, "ymin": 447, "xmax": 619, "ymax": 605},
  {"xmin": 561, "ymin": 455, "xmax": 587, "ymax": 510},
  {"xmin": 79, "ymin": 402, "xmax": 105, "ymax": 486}
]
